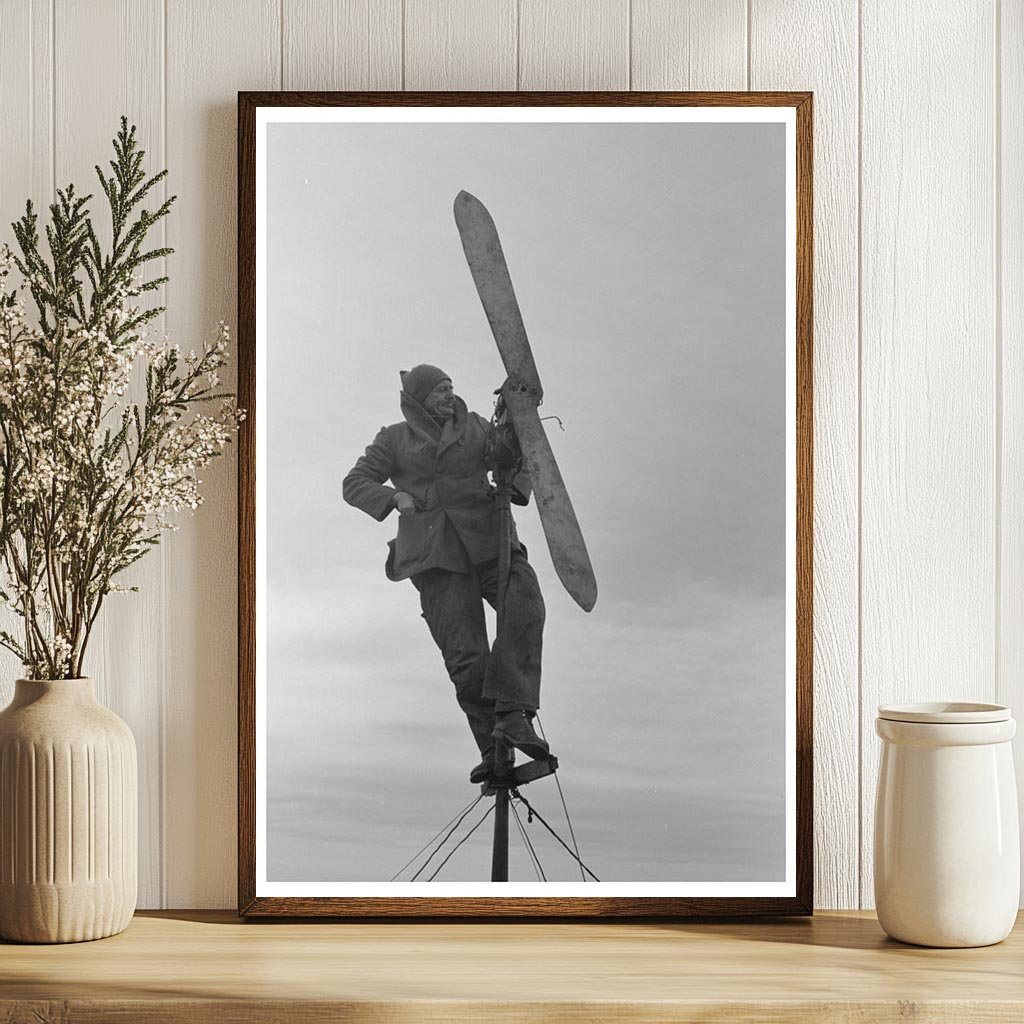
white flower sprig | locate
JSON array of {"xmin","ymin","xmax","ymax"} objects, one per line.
[{"xmin": 0, "ymin": 118, "xmax": 243, "ymax": 679}]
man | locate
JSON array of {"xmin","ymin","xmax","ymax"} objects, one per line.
[{"xmin": 343, "ymin": 363, "xmax": 550, "ymax": 784}]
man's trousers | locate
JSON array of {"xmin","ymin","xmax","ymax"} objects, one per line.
[{"xmin": 412, "ymin": 551, "xmax": 545, "ymax": 754}]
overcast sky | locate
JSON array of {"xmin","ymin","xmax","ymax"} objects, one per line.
[{"xmin": 264, "ymin": 118, "xmax": 788, "ymax": 884}]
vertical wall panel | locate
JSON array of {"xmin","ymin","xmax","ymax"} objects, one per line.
[
  {"xmin": 0, "ymin": 0, "xmax": 52, "ymax": 236},
  {"xmin": 165, "ymin": 0, "xmax": 279, "ymax": 908},
  {"xmin": 519, "ymin": 0, "xmax": 628, "ymax": 90},
  {"xmin": 631, "ymin": 0, "xmax": 746, "ymax": 90},
  {"xmin": 51, "ymin": 0, "xmax": 166, "ymax": 909},
  {"xmin": 751, "ymin": 0, "xmax": 860, "ymax": 911},
  {"xmin": 284, "ymin": 0, "xmax": 401, "ymax": 90},
  {"xmin": 0, "ymin": 3, "xmax": 52, "ymax": 697},
  {"xmin": 1000, "ymin": 0, "xmax": 1024, "ymax": 903},
  {"xmin": 860, "ymin": 1, "xmax": 997, "ymax": 908},
  {"xmin": 404, "ymin": 0, "xmax": 516, "ymax": 89}
]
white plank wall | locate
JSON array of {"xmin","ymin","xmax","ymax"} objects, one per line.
[
  {"xmin": 1003, "ymin": 0, "xmax": 1024, "ymax": 904},
  {"xmin": 53, "ymin": 0, "xmax": 167, "ymax": 910},
  {"xmin": 163, "ymin": 0, "xmax": 280, "ymax": 908},
  {"xmin": 0, "ymin": 3, "xmax": 53, "ymax": 694},
  {"xmin": 283, "ymin": 0, "xmax": 402, "ymax": 90},
  {"xmin": 0, "ymin": 0, "xmax": 51, "ymax": 231},
  {"xmin": 859, "ymin": 0, "xmax": 998, "ymax": 909},
  {"xmin": 404, "ymin": 1, "xmax": 516, "ymax": 90},
  {"xmin": 0, "ymin": 0, "xmax": 1017, "ymax": 910},
  {"xmin": 750, "ymin": 0, "xmax": 860, "ymax": 913},
  {"xmin": 631, "ymin": 1, "xmax": 746, "ymax": 91},
  {"xmin": 519, "ymin": 0, "xmax": 628, "ymax": 90}
]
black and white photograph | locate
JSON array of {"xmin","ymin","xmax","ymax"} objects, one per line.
[{"xmin": 241, "ymin": 96, "xmax": 811, "ymax": 913}]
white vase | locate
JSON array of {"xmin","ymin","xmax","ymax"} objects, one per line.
[
  {"xmin": 874, "ymin": 701, "xmax": 1019, "ymax": 947},
  {"xmin": 0, "ymin": 678, "xmax": 137, "ymax": 942}
]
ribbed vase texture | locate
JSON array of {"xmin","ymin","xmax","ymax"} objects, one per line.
[{"xmin": 0, "ymin": 678, "xmax": 137, "ymax": 942}]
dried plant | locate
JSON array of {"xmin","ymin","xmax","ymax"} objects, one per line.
[{"xmin": 0, "ymin": 117, "xmax": 242, "ymax": 679}]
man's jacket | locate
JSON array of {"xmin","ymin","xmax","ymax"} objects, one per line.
[{"xmin": 343, "ymin": 392, "xmax": 530, "ymax": 581}]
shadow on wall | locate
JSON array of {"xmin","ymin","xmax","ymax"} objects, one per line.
[{"xmin": 163, "ymin": 98, "xmax": 242, "ymax": 903}]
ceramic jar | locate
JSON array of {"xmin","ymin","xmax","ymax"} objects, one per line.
[
  {"xmin": 874, "ymin": 702, "xmax": 1019, "ymax": 948},
  {"xmin": 0, "ymin": 678, "xmax": 137, "ymax": 942}
]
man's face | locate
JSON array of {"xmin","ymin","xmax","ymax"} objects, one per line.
[{"xmin": 423, "ymin": 378, "xmax": 455, "ymax": 418}]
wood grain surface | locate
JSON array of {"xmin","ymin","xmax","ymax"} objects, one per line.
[
  {"xmin": 518, "ymin": 0, "xmax": 629, "ymax": 90},
  {"xmin": 283, "ymin": 0, "xmax": 402, "ymax": 91},
  {"xmin": 858, "ymin": 0, "xmax": 998, "ymax": 910},
  {"xmin": 1001, "ymin": 0, "xmax": 1024, "ymax": 908},
  {"xmin": 404, "ymin": 0, "xmax": 516, "ymax": 90},
  {"xmin": 0, "ymin": 5, "xmax": 53, "ymax": 722},
  {"xmin": 163, "ymin": 0, "xmax": 280, "ymax": 909},
  {"xmin": 0, "ymin": 0, "xmax": 51, "ymax": 259},
  {"xmin": 631, "ymin": 0, "xmax": 747, "ymax": 91},
  {"xmin": 750, "ymin": 0, "xmax": 860, "ymax": 912},
  {"xmin": 52, "ymin": 0, "xmax": 168, "ymax": 914},
  {"xmin": 1, "ymin": 911, "xmax": 1023, "ymax": 1022}
]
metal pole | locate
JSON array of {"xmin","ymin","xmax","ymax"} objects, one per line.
[
  {"xmin": 491, "ymin": 779, "xmax": 510, "ymax": 881},
  {"xmin": 491, "ymin": 474, "xmax": 513, "ymax": 882}
]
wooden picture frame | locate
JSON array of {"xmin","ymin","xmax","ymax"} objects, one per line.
[{"xmin": 238, "ymin": 91, "xmax": 813, "ymax": 917}]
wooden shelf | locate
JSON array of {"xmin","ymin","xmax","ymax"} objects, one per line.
[{"xmin": 2, "ymin": 910, "xmax": 1023, "ymax": 1022}]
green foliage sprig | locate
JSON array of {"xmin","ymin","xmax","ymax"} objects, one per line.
[{"xmin": 0, "ymin": 117, "xmax": 243, "ymax": 679}]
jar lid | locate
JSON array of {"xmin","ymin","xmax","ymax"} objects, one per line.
[{"xmin": 877, "ymin": 701, "xmax": 1011, "ymax": 724}]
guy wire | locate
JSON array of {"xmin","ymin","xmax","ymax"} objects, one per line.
[
  {"xmin": 404, "ymin": 794, "xmax": 485, "ymax": 882},
  {"xmin": 534, "ymin": 713, "xmax": 587, "ymax": 881}
]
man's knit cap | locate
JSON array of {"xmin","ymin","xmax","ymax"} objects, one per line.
[{"xmin": 400, "ymin": 364, "xmax": 451, "ymax": 406}]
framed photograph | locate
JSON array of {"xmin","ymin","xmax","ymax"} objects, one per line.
[{"xmin": 238, "ymin": 91, "xmax": 812, "ymax": 916}]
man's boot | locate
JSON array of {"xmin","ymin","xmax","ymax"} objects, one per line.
[
  {"xmin": 492, "ymin": 710, "xmax": 550, "ymax": 761},
  {"xmin": 460, "ymin": 701, "xmax": 496, "ymax": 783},
  {"xmin": 469, "ymin": 747, "xmax": 495, "ymax": 784}
]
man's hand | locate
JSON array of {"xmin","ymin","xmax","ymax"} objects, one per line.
[{"xmin": 393, "ymin": 492, "xmax": 417, "ymax": 516}]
